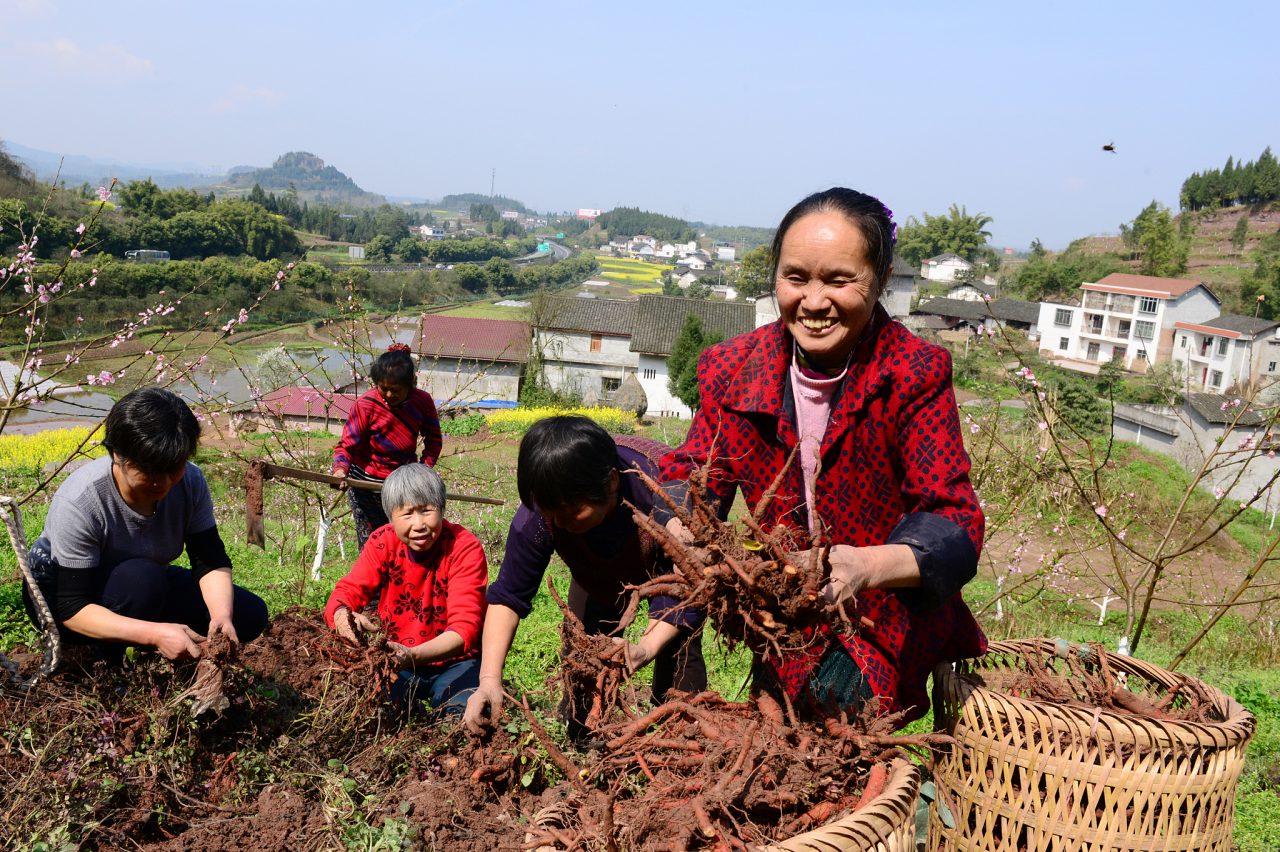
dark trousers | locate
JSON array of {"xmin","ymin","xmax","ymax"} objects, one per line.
[
  {"xmin": 25, "ymin": 544, "xmax": 269, "ymax": 657},
  {"xmin": 561, "ymin": 578, "xmax": 708, "ymax": 738},
  {"xmin": 389, "ymin": 656, "xmax": 481, "ymax": 718},
  {"xmin": 348, "ymin": 481, "xmax": 388, "ymax": 550}
]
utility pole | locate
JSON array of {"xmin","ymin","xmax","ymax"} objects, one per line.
[{"xmin": 490, "ymin": 168, "xmax": 496, "ymax": 199}]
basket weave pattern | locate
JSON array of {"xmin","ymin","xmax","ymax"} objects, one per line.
[
  {"xmin": 929, "ymin": 639, "xmax": 1255, "ymax": 852},
  {"xmin": 764, "ymin": 758, "xmax": 919, "ymax": 852}
]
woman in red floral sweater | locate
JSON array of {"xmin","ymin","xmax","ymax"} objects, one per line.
[
  {"xmin": 660, "ymin": 188, "xmax": 986, "ymax": 723},
  {"xmin": 325, "ymin": 463, "xmax": 486, "ymax": 715}
]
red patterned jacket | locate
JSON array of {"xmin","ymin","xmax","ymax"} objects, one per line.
[
  {"xmin": 324, "ymin": 521, "xmax": 487, "ymax": 658},
  {"xmin": 660, "ymin": 306, "xmax": 986, "ymax": 719},
  {"xmin": 333, "ymin": 388, "xmax": 442, "ymax": 480}
]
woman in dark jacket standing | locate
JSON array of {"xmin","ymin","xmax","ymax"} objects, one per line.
[{"xmin": 661, "ymin": 188, "xmax": 986, "ymax": 722}]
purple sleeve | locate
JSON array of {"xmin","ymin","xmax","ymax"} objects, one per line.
[{"xmin": 486, "ymin": 506, "xmax": 555, "ymax": 618}]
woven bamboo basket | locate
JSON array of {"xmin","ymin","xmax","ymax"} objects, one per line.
[
  {"xmin": 762, "ymin": 758, "xmax": 919, "ymax": 852},
  {"xmin": 929, "ymin": 638, "xmax": 1255, "ymax": 852}
]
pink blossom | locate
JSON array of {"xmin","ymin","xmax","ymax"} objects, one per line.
[
  {"xmin": 96, "ymin": 186, "xmax": 112, "ymax": 202},
  {"xmin": 1038, "ymin": 420, "xmax": 1048, "ymax": 431},
  {"xmin": 1117, "ymin": 530, "xmax": 1127, "ymax": 541},
  {"xmin": 1213, "ymin": 487, "xmax": 1225, "ymax": 500},
  {"xmin": 76, "ymin": 223, "xmax": 86, "ymax": 235},
  {"xmin": 70, "ymin": 249, "xmax": 81, "ymax": 259},
  {"xmin": 1095, "ymin": 505, "xmax": 1108, "ymax": 518},
  {"xmin": 970, "ymin": 423, "xmax": 980, "ymax": 434}
]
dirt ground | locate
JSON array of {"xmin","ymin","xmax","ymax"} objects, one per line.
[{"xmin": 1, "ymin": 608, "xmax": 906, "ymax": 851}]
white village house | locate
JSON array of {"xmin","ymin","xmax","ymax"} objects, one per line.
[
  {"xmin": 415, "ymin": 315, "xmax": 530, "ymax": 404},
  {"xmin": 1036, "ymin": 273, "xmax": 1220, "ymax": 373},
  {"xmin": 532, "ymin": 295, "xmax": 755, "ymax": 419},
  {"xmin": 1169, "ymin": 314, "xmax": 1280, "ymax": 399},
  {"xmin": 535, "ymin": 297, "xmax": 637, "ymax": 403}
]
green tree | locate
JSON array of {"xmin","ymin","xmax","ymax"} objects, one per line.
[
  {"xmin": 1232, "ymin": 215, "xmax": 1250, "ymax": 253},
  {"xmin": 396, "ymin": 237, "xmax": 426, "ymax": 262},
  {"xmin": 1242, "ymin": 230, "xmax": 1280, "ymax": 320},
  {"xmin": 735, "ymin": 245, "xmax": 773, "ymax": 299},
  {"xmin": 666, "ymin": 315, "xmax": 722, "ymax": 410},
  {"xmin": 453, "ymin": 263, "xmax": 488, "ymax": 294},
  {"xmin": 1129, "ymin": 201, "xmax": 1189, "ymax": 277},
  {"xmin": 894, "ymin": 204, "xmax": 994, "ymax": 267},
  {"xmin": 364, "ymin": 234, "xmax": 393, "ymax": 263},
  {"xmin": 483, "ymin": 257, "xmax": 519, "ymax": 295}
]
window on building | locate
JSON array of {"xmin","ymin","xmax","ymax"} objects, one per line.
[
  {"xmin": 1210, "ymin": 370, "xmax": 1223, "ymax": 387},
  {"xmin": 1180, "ymin": 335, "xmax": 1186, "ymax": 348},
  {"xmin": 1087, "ymin": 342, "xmax": 1101, "ymax": 361},
  {"xmin": 1134, "ymin": 320, "xmax": 1155, "ymax": 340},
  {"xmin": 1217, "ymin": 337, "xmax": 1229, "ymax": 356},
  {"xmin": 1059, "ymin": 337, "xmax": 1069, "ymax": 351},
  {"xmin": 590, "ymin": 333, "xmax": 602, "ymax": 352},
  {"xmin": 642, "ymin": 368, "xmax": 656, "ymax": 380},
  {"xmin": 1117, "ymin": 320, "xmax": 1131, "ymax": 337},
  {"xmin": 1113, "ymin": 346, "xmax": 1127, "ymax": 362},
  {"xmin": 601, "ymin": 376, "xmax": 621, "ymax": 397},
  {"xmin": 1138, "ymin": 296, "xmax": 1159, "ymax": 314},
  {"xmin": 1270, "ymin": 362, "xmax": 1277, "ymax": 373},
  {"xmin": 1054, "ymin": 308, "xmax": 1072, "ymax": 327}
]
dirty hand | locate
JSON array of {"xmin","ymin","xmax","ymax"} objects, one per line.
[
  {"xmin": 207, "ymin": 613, "xmax": 241, "ymax": 646},
  {"xmin": 387, "ymin": 641, "xmax": 418, "ymax": 670},
  {"xmin": 463, "ymin": 677, "xmax": 504, "ymax": 734},
  {"xmin": 153, "ymin": 623, "xmax": 205, "ymax": 660},
  {"xmin": 814, "ymin": 545, "xmax": 873, "ymax": 610},
  {"xmin": 333, "ymin": 606, "xmax": 377, "ymax": 645},
  {"xmin": 612, "ymin": 637, "xmax": 655, "ymax": 675}
]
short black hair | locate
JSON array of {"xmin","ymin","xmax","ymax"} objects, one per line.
[
  {"xmin": 769, "ymin": 187, "xmax": 897, "ymax": 299},
  {"xmin": 102, "ymin": 388, "xmax": 201, "ymax": 474},
  {"xmin": 369, "ymin": 346, "xmax": 416, "ymax": 388},
  {"xmin": 517, "ymin": 416, "xmax": 617, "ymax": 511}
]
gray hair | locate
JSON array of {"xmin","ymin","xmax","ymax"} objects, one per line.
[{"xmin": 381, "ymin": 464, "xmax": 447, "ymax": 517}]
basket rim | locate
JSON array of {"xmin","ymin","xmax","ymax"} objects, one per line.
[
  {"xmin": 760, "ymin": 757, "xmax": 919, "ymax": 851},
  {"xmin": 939, "ymin": 637, "xmax": 1255, "ymax": 744}
]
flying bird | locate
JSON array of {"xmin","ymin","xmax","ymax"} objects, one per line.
[{"xmin": 1102, "ymin": 141, "xmax": 1117, "ymax": 153}]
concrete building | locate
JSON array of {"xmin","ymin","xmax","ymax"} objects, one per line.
[
  {"xmin": 1170, "ymin": 314, "xmax": 1280, "ymax": 398},
  {"xmin": 534, "ymin": 297, "xmax": 637, "ymax": 403},
  {"xmin": 1113, "ymin": 393, "xmax": 1280, "ymax": 507},
  {"xmin": 233, "ymin": 387, "xmax": 356, "ymax": 435},
  {"xmin": 415, "ymin": 315, "xmax": 530, "ymax": 404},
  {"xmin": 1038, "ymin": 273, "xmax": 1220, "ymax": 373}
]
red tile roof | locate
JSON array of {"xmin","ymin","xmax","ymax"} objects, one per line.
[
  {"xmin": 416, "ymin": 315, "xmax": 531, "ymax": 364},
  {"xmin": 255, "ymin": 387, "xmax": 357, "ymax": 419},
  {"xmin": 1085, "ymin": 273, "xmax": 1209, "ymax": 299}
]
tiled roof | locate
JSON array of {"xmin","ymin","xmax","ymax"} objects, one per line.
[
  {"xmin": 891, "ymin": 255, "xmax": 919, "ymax": 277},
  {"xmin": 1184, "ymin": 392, "xmax": 1268, "ymax": 426},
  {"xmin": 926, "ymin": 252, "xmax": 969, "ymax": 265},
  {"xmin": 253, "ymin": 387, "xmax": 357, "ymax": 419},
  {"xmin": 1089, "ymin": 273, "xmax": 1210, "ymax": 299},
  {"xmin": 539, "ymin": 296, "xmax": 635, "ymax": 336},
  {"xmin": 630, "ymin": 296, "xmax": 756, "ymax": 356},
  {"xmin": 1198, "ymin": 314, "xmax": 1280, "ymax": 336},
  {"xmin": 915, "ymin": 296, "xmax": 1040, "ymax": 324},
  {"xmin": 416, "ymin": 315, "xmax": 531, "ymax": 364}
]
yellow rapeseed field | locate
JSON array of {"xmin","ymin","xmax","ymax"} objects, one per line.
[
  {"xmin": 486, "ymin": 407, "xmax": 635, "ymax": 435},
  {"xmin": 0, "ymin": 427, "xmax": 105, "ymax": 473}
]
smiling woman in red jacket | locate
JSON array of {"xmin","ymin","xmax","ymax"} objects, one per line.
[{"xmin": 660, "ymin": 188, "xmax": 986, "ymax": 723}]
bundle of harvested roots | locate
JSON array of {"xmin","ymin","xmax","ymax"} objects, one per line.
[
  {"xmin": 507, "ymin": 688, "xmax": 947, "ymax": 850},
  {"xmin": 621, "ymin": 455, "xmax": 869, "ymax": 672},
  {"xmin": 993, "ymin": 642, "xmax": 1222, "ymax": 723}
]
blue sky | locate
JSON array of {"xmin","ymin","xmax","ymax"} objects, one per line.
[{"xmin": 2, "ymin": 0, "xmax": 1276, "ymax": 249}]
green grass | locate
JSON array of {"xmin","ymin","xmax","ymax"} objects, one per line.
[
  {"xmin": 2, "ymin": 422, "xmax": 1279, "ymax": 845},
  {"xmin": 436, "ymin": 301, "xmax": 528, "ymax": 319}
]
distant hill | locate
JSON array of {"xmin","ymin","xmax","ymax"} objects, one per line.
[
  {"xmin": 1052, "ymin": 204, "xmax": 1280, "ymax": 311},
  {"xmin": 5, "ymin": 141, "xmax": 223, "ymax": 188},
  {"xmin": 218, "ymin": 152, "xmax": 386, "ymax": 208},
  {"xmin": 438, "ymin": 192, "xmax": 528, "ymax": 213}
]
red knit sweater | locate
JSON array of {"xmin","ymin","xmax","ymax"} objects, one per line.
[
  {"xmin": 324, "ymin": 521, "xmax": 487, "ymax": 656},
  {"xmin": 333, "ymin": 387, "xmax": 442, "ymax": 479}
]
